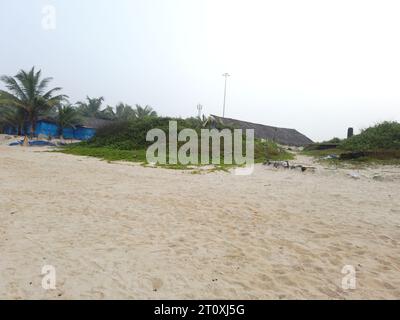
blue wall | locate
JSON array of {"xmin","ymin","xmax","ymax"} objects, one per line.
[
  {"xmin": 3, "ymin": 120, "xmax": 96, "ymax": 140},
  {"xmin": 74, "ymin": 127, "xmax": 96, "ymax": 140},
  {"xmin": 36, "ymin": 121, "xmax": 59, "ymax": 137},
  {"xmin": 4, "ymin": 126, "xmax": 15, "ymax": 135},
  {"xmin": 62, "ymin": 127, "xmax": 75, "ymax": 139}
]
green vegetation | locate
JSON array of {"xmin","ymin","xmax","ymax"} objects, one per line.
[
  {"xmin": 0, "ymin": 68, "xmax": 291, "ymax": 170},
  {"xmin": 0, "ymin": 105, "xmax": 26, "ymax": 135},
  {"xmin": 87, "ymin": 117, "xmax": 194, "ymax": 150},
  {"xmin": 263, "ymin": 140, "xmax": 294, "ymax": 161},
  {"xmin": 56, "ymin": 104, "xmax": 82, "ymax": 138},
  {"xmin": 59, "ymin": 117, "xmax": 293, "ymax": 170},
  {"xmin": 325, "ymin": 137, "xmax": 342, "ymax": 144},
  {"xmin": 60, "ymin": 140, "xmax": 292, "ymax": 170},
  {"xmin": 0, "ymin": 67, "xmax": 67, "ymax": 136},
  {"xmin": 75, "ymin": 96, "xmax": 158, "ymax": 121},
  {"xmin": 303, "ymin": 121, "xmax": 400, "ymax": 166},
  {"xmin": 340, "ymin": 121, "xmax": 400, "ymax": 151},
  {"xmin": 58, "ymin": 145, "xmax": 147, "ymax": 162},
  {"xmin": 76, "ymin": 96, "xmax": 107, "ymax": 119},
  {"xmin": 0, "ymin": 67, "xmax": 161, "ymax": 136}
]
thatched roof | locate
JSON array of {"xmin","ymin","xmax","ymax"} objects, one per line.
[
  {"xmin": 211, "ymin": 115, "xmax": 313, "ymax": 146},
  {"xmin": 37, "ymin": 116, "xmax": 112, "ymax": 129},
  {"xmin": 80, "ymin": 117, "xmax": 113, "ymax": 129}
]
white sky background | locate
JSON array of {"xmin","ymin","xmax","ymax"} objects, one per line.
[{"xmin": 1, "ymin": 0, "xmax": 400, "ymax": 141}]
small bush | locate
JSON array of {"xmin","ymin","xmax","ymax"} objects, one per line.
[
  {"xmin": 325, "ymin": 137, "xmax": 341, "ymax": 144},
  {"xmin": 340, "ymin": 121, "xmax": 400, "ymax": 151}
]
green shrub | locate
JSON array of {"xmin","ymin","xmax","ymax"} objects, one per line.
[
  {"xmin": 340, "ymin": 121, "xmax": 400, "ymax": 151},
  {"xmin": 245, "ymin": 139, "xmax": 294, "ymax": 161},
  {"xmin": 88, "ymin": 117, "xmax": 222, "ymax": 150},
  {"xmin": 325, "ymin": 137, "xmax": 341, "ymax": 144}
]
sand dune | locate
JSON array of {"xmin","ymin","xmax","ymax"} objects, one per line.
[{"xmin": 0, "ymin": 145, "xmax": 399, "ymax": 299}]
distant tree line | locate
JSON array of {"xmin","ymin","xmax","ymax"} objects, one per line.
[{"xmin": 0, "ymin": 67, "xmax": 158, "ymax": 137}]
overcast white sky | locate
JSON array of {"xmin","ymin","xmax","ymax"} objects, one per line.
[{"xmin": 1, "ymin": 0, "xmax": 400, "ymax": 141}]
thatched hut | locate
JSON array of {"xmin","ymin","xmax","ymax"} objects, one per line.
[{"xmin": 211, "ymin": 115, "xmax": 313, "ymax": 146}]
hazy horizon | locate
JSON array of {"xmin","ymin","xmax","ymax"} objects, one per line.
[{"xmin": 1, "ymin": 0, "xmax": 400, "ymax": 141}]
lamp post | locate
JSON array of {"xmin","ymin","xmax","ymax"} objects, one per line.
[{"xmin": 222, "ymin": 73, "xmax": 230, "ymax": 118}]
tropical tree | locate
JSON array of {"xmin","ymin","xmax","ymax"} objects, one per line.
[
  {"xmin": 56, "ymin": 104, "xmax": 82, "ymax": 138},
  {"xmin": 0, "ymin": 105, "xmax": 27, "ymax": 135},
  {"xmin": 134, "ymin": 104, "xmax": 157, "ymax": 119},
  {"xmin": 100, "ymin": 105, "xmax": 116, "ymax": 120},
  {"xmin": 115, "ymin": 103, "xmax": 136, "ymax": 121},
  {"xmin": 0, "ymin": 67, "xmax": 67, "ymax": 137},
  {"xmin": 76, "ymin": 96, "xmax": 105, "ymax": 118}
]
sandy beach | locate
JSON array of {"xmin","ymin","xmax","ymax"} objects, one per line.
[{"xmin": 0, "ymin": 142, "xmax": 399, "ymax": 299}]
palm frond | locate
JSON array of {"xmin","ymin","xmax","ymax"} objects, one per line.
[
  {"xmin": 0, "ymin": 76, "xmax": 28, "ymax": 101},
  {"xmin": 1, "ymin": 67, "xmax": 66, "ymax": 136},
  {"xmin": 37, "ymin": 76, "xmax": 53, "ymax": 95}
]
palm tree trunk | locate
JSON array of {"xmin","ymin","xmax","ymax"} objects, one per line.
[
  {"xmin": 30, "ymin": 122, "xmax": 34, "ymax": 138},
  {"xmin": 29, "ymin": 115, "xmax": 37, "ymax": 138},
  {"xmin": 58, "ymin": 125, "xmax": 63, "ymax": 139}
]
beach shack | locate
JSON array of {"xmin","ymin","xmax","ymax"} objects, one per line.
[
  {"xmin": 210, "ymin": 115, "xmax": 313, "ymax": 146},
  {"xmin": 3, "ymin": 117, "xmax": 111, "ymax": 140}
]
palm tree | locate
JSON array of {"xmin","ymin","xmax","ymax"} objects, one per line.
[
  {"xmin": 100, "ymin": 105, "xmax": 116, "ymax": 120},
  {"xmin": 76, "ymin": 96, "xmax": 105, "ymax": 118},
  {"xmin": 134, "ymin": 104, "xmax": 157, "ymax": 119},
  {"xmin": 56, "ymin": 104, "xmax": 82, "ymax": 139},
  {"xmin": 0, "ymin": 67, "xmax": 67, "ymax": 137},
  {"xmin": 0, "ymin": 105, "xmax": 26, "ymax": 135},
  {"xmin": 115, "ymin": 103, "xmax": 136, "ymax": 121}
]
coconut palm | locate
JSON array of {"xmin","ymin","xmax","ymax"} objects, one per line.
[
  {"xmin": 56, "ymin": 104, "xmax": 82, "ymax": 138},
  {"xmin": 0, "ymin": 67, "xmax": 67, "ymax": 137},
  {"xmin": 115, "ymin": 103, "xmax": 136, "ymax": 121},
  {"xmin": 134, "ymin": 104, "xmax": 157, "ymax": 119},
  {"xmin": 0, "ymin": 105, "xmax": 26, "ymax": 135},
  {"xmin": 100, "ymin": 105, "xmax": 116, "ymax": 120},
  {"xmin": 76, "ymin": 96, "xmax": 105, "ymax": 118}
]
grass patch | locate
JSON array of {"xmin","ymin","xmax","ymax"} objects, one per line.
[
  {"xmin": 301, "ymin": 147, "xmax": 400, "ymax": 167},
  {"xmin": 302, "ymin": 121, "xmax": 400, "ymax": 167},
  {"xmin": 58, "ymin": 145, "xmax": 147, "ymax": 163},
  {"xmin": 262, "ymin": 141, "xmax": 294, "ymax": 161},
  {"xmin": 57, "ymin": 141, "xmax": 293, "ymax": 171},
  {"xmin": 58, "ymin": 144, "xmax": 247, "ymax": 173}
]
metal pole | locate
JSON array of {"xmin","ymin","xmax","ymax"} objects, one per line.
[
  {"xmin": 222, "ymin": 73, "xmax": 230, "ymax": 118},
  {"xmin": 197, "ymin": 104, "xmax": 203, "ymax": 119}
]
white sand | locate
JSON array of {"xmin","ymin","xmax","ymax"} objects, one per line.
[{"xmin": 0, "ymin": 144, "xmax": 399, "ymax": 299}]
